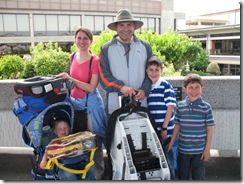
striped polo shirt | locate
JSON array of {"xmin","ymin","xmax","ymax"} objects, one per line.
[
  {"xmin": 175, "ymin": 96, "xmax": 215, "ymax": 154},
  {"xmin": 147, "ymin": 78, "xmax": 176, "ymax": 136}
]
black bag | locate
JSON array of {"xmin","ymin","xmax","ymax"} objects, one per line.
[{"xmin": 73, "ymin": 109, "xmax": 88, "ymax": 133}]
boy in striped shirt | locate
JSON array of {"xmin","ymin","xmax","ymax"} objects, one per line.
[
  {"xmin": 167, "ymin": 73, "xmax": 215, "ymax": 180},
  {"xmin": 146, "ymin": 56, "xmax": 177, "ymax": 180}
]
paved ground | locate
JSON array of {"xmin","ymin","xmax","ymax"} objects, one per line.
[{"xmin": 0, "ymin": 147, "xmax": 242, "ymax": 182}]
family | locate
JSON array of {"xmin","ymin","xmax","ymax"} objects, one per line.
[{"xmin": 43, "ymin": 8, "xmax": 215, "ymax": 180}]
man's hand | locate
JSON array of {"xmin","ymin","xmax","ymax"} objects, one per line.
[{"xmin": 120, "ymin": 86, "xmax": 136, "ymax": 97}]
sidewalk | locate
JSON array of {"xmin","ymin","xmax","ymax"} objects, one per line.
[{"xmin": 0, "ymin": 147, "xmax": 241, "ymax": 181}]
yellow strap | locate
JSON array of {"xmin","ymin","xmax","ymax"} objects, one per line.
[{"xmin": 45, "ymin": 148, "xmax": 96, "ymax": 180}]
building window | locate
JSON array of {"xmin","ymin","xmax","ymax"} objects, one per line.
[
  {"xmin": 201, "ymin": 22, "xmax": 213, "ymax": 26},
  {"xmin": 104, "ymin": 16, "xmax": 114, "ymax": 31},
  {"xmin": 187, "ymin": 22, "xmax": 198, "ymax": 26},
  {"xmin": 148, "ymin": 18, "xmax": 155, "ymax": 33},
  {"xmin": 70, "ymin": 15, "xmax": 81, "ymax": 35},
  {"xmin": 0, "ymin": 14, "xmax": 29, "ymax": 37},
  {"xmin": 0, "ymin": 14, "xmax": 3, "ymax": 36},
  {"xmin": 3, "ymin": 14, "xmax": 17, "ymax": 36},
  {"xmin": 140, "ymin": 17, "xmax": 148, "ymax": 32},
  {"xmin": 230, "ymin": 65, "xmax": 240, "ymax": 75},
  {"xmin": 94, "ymin": 16, "xmax": 104, "ymax": 35},
  {"xmin": 34, "ymin": 15, "xmax": 46, "ymax": 36},
  {"xmin": 58, "ymin": 15, "xmax": 70, "ymax": 36},
  {"xmin": 210, "ymin": 33, "xmax": 240, "ymax": 37},
  {"xmin": 34, "ymin": 14, "xmax": 78, "ymax": 36},
  {"xmin": 84, "ymin": 16, "xmax": 95, "ymax": 34},
  {"xmin": 17, "ymin": 14, "xmax": 30, "ymax": 36},
  {"xmin": 46, "ymin": 15, "xmax": 58, "ymax": 36}
]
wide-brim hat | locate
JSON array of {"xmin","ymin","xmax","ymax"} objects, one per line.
[{"xmin": 107, "ymin": 9, "xmax": 143, "ymax": 31}]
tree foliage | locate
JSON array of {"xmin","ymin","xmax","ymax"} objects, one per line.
[
  {"xmin": 138, "ymin": 29, "xmax": 208, "ymax": 72},
  {"xmin": 0, "ymin": 29, "xmax": 211, "ymax": 79},
  {"xmin": 91, "ymin": 31, "xmax": 116, "ymax": 56}
]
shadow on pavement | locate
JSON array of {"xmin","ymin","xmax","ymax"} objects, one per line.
[{"xmin": 0, "ymin": 152, "xmax": 241, "ymax": 181}]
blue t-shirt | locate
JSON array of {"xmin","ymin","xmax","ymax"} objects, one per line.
[{"xmin": 175, "ymin": 96, "xmax": 215, "ymax": 154}]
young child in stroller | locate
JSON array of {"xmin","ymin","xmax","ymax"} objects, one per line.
[{"xmin": 39, "ymin": 118, "xmax": 95, "ymax": 180}]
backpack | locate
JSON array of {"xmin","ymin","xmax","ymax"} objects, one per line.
[{"xmin": 13, "ymin": 92, "xmax": 70, "ymax": 126}]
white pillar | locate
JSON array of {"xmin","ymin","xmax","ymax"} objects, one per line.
[
  {"xmin": 29, "ymin": 13, "xmax": 35, "ymax": 47},
  {"xmin": 206, "ymin": 34, "xmax": 211, "ymax": 54},
  {"xmin": 161, "ymin": 0, "xmax": 174, "ymax": 34}
]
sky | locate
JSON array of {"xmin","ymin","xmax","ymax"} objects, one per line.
[{"xmin": 174, "ymin": 0, "xmax": 241, "ymax": 18}]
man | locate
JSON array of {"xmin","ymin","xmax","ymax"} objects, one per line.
[{"xmin": 99, "ymin": 9, "xmax": 153, "ymax": 115}]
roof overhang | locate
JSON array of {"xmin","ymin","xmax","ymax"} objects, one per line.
[
  {"xmin": 178, "ymin": 24, "xmax": 240, "ymax": 36},
  {"xmin": 209, "ymin": 55, "xmax": 240, "ymax": 65}
]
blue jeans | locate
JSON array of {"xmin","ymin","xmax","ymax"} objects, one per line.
[
  {"xmin": 172, "ymin": 136, "xmax": 178, "ymax": 171},
  {"xmin": 177, "ymin": 152, "xmax": 205, "ymax": 180},
  {"xmin": 172, "ymin": 146, "xmax": 178, "ymax": 171},
  {"xmin": 58, "ymin": 161, "xmax": 95, "ymax": 180},
  {"xmin": 160, "ymin": 138, "xmax": 175, "ymax": 180}
]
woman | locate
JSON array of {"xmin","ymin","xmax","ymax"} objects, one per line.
[{"xmin": 56, "ymin": 27, "xmax": 107, "ymax": 180}]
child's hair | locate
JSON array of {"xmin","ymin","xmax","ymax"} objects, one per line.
[
  {"xmin": 53, "ymin": 119, "xmax": 70, "ymax": 130},
  {"xmin": 146, "ymin": 56, "xmax": 162, "ymax": 69},
  {"xmin": 183, "ymin": 73, "xmax": 203, "ymax": 88}
]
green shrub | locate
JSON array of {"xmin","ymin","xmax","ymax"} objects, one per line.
[
  {"xmin": 206, "ymin": 62, "xmax": 221, "ymax": 76},
  {"xmin": 181, "ymin": 70, "xmax": 209, "ymax": 76},
  {"xmin": 0, "ymin": 55, "xmax": 24, "ymax": 79},
  {"xmin": 33, "ymin": 52, "xmax": 69, "ymax": 76},
  {"xmin": 0, "ymin": 29, "xmax": 213, "ymax": 79},
  {"xmin": 22, "ymin": 59, "xmax": 35, "ymax": 79},
  {"xmin": 91, "ymin": 31, "xmax": 115, "ymax": 55},
  {"xmin": 162, "ymin": 63, "xmax": 181, "ymax": 76},
  {"xmin": 30, "ymin": 42, "xmax": 70, "ymax": 76}
]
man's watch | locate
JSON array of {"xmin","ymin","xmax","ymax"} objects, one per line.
[{"xmin": 161, "ymin": 127, "xmax": 167, "ymax": 131}]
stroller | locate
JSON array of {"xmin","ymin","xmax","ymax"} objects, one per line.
[
  {"xmin": 13, "ymin": 76, "xmax": 96, "ymax": 180},
  {"xmin": 106, "ymin": 95, "xmax": 170, "ymax": 180}
]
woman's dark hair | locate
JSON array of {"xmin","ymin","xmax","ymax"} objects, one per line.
[{"xmin": 75, "ymin": 27, "xmax": 93, "ymax": 41}]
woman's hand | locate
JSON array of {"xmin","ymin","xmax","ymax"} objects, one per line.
[{"xmin": 56, "ymin": 72, "xmax": 70, "ymax": 80}]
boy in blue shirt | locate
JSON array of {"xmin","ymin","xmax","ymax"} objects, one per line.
[
  {"xmin": 146, "ymin": 56, "xmax": 177, "ymax": 180},
  {"xmin": 167, "ymin": 73, "xmax": 215, "ymax": 180}
]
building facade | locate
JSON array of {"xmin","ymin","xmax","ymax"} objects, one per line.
[
  {"xmin": 0, "ymin": 0, "xmax": 179, "ymax": 55},
  {"xmin": 178, "ymin": 9, "xmax": 240, "ymax": 75}
]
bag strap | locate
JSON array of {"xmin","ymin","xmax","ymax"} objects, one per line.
[
  {"xmin": 88, "ymin": 56, "xmax": 93, "ymax": 83},
  {"xmin": 71, "ymin": 52, "xmax": 76, "ymax": 65},
  {"xmin": 68, "ymin": 52, "xmax": 76, "ymax": 95},
  {"xmin": 85, "ymin": 56, "xmax": 93, "ymax": 107}
]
